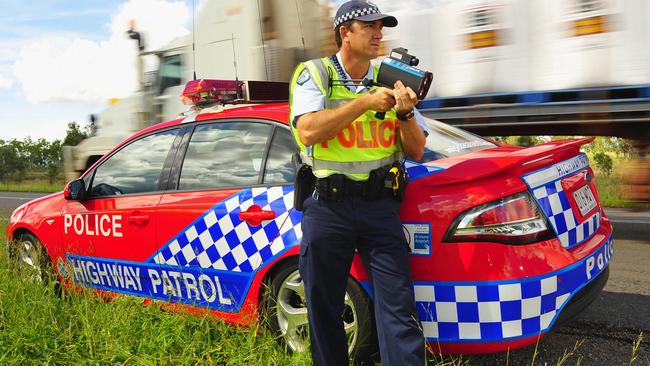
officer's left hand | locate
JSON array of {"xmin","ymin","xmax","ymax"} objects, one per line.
[{"xmin": 393, "ymin": 80, "xmax": 417, "ymax": 114}]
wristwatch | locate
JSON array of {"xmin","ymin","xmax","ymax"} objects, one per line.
[{"xmin": 396, "ymin": 109, "xmax": 415, "ymax": 121}]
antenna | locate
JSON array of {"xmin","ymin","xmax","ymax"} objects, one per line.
[
  {"xmin": 231, "ymin": 33, "xmax": 242, "ymax": 99},
  {"xmin": 294, "ymin": 0, "xmax": 307, "ymax": 57},
  {"xmin": 256, "ymin": 0, "xmax": 269, "ymax": 80},
  {"xmin": 192, "ymin": 0, "xmax": 196, "ymax": 80}
]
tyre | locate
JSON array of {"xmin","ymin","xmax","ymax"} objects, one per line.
[
  {"xmin": 9, "ymin": 232, "xmax": 53, "ymax": 283},
  {"xmin": 264, "ymin": 259, "xmax": 378, "ymax": 362}
]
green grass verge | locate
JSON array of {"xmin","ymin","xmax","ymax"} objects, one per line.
[
  {"xmin": 0, "ymin": 182, "xmax": 64, "ymax": 193},
  {"xmin": 591, "ymin": 156, "xmax": 650, "ymax": 209},
  {"xmin": 0, "ymin": 169, "xmax": 65, "ymax": 193}
]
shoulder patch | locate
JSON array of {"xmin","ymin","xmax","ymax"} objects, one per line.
[{"xmin": 296, "ymin": 69, "xmax": 310, "ymax": 86}]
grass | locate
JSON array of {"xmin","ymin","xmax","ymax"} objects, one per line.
[
  {"xmin": 591, "ymin": 156, "xmax": 650, "ymax": 209},
  {"xmin": 0, "ymin": 169, "xmax": 65, "ymax": 193}
]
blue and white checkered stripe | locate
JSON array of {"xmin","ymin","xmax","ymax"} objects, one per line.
[
  {"xmin": 521, "ymin": 154, "xmax": 600, "ymax": 248},
  {"xmin": 334, "ymin": 4, "xmax": 380, "ymax": 28},
  {"xmin": 404, "ymin": 160, "xmax": 445, "ymax": 182},
  {"xmin": 414, "ymin": 236, "xmax": 613, "ymax": 342},
  {"xmin": 148, "ymin": 186, "xmax": 298, "ymax": 272}
]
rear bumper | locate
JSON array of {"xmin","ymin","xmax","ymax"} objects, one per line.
[{"xmin": 417, "ymin": 233, "xmax": 614, "ymax": 355}]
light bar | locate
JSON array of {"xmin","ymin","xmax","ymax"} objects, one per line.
[
  {"xmin": 180, "ymin": 79, "xmax": 290, "ymax": 107},
  {"xmin": 180, "ymin": 79, "xmax": 242, "ymax": 106}
]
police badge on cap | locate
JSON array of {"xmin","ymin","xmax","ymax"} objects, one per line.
[{"xmin": 333, "ymin": 0, "xmax": 398, "ymax": 29}]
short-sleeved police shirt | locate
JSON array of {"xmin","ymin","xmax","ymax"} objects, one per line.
[{"xmin": 292, "ymin": 52, "xmax": 429, "ymax": 136}]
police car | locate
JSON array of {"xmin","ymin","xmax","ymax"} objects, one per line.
[{"xmin": 6, "ymin": 79, "xmax": 613, "ymax": 357}]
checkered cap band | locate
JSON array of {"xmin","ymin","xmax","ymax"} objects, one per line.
[
  {"xmin": 522, "ymin": 154, "xmax": 600, "ymax": 248},
  {"xmin": 334, "ymin": 5, "xmax": 380, "ymax": 28},
  {"xmin": 414, "ymin": 236, "xmax": 613, "ymax": 342},
  {"xmin": 148, "ymin": 186, "xmax": 300, "ymax": 272}
]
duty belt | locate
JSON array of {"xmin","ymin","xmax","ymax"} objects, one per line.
[{"xmin": 300, "ymin": 151, "xmax": 403, "ymax": 178}]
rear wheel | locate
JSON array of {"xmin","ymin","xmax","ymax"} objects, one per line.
[{"xmin": 264, "ymin": 259, "xmax": 378, "ymax": 362}]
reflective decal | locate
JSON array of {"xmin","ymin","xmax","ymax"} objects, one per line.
[
  {"xmin": 148, "ymin": 187, "xmax": 298, "ymax": 272},
  {"xmin": 522, "ymin": 154, "xmax": 600, "ymax": 248},
  {"xmin": 66, "ymin": 254, "xmax": 252, "ymax": 312},
  {"xmin": 404, "ymin": 160, "xmax": 445, "ymax": 181},
  {"xmin": 412, "ymin": 236, "xmax": 613, "ymax": 342}
]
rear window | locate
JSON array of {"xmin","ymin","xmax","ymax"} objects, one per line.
[{"xmin": 419, "ymin": 117, "xmax": 496, "ymax": 162}]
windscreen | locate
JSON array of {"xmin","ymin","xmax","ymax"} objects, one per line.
[{"xmin": 419, "ymin": 116, "xmax": 497, "ymax": 163}]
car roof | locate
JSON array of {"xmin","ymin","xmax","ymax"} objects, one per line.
[{"xmin": 126, "ymin": 102, "xmax": 291, "ymax": 142}]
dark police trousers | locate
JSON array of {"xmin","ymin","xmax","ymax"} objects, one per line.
[{"xmin": 299, "ymin": 192, "xmax": 425, "ymax": 365}]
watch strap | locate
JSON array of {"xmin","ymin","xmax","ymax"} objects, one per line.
[{"xmin": 397, "ymin": 109, "xmax": 415, "ymax": 121}]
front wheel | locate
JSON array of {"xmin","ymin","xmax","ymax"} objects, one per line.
[
  {"xmin": 8, "ymin": 232, "xmax": 53, "ymax": 283},
  {"xmin": 264, "ymin": 259, "xmax": 378, "ymax": 362}
]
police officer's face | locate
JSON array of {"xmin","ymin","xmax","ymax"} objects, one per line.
[{"xmin": 344, "ymin": 20, "xmax": 383, "ymax": 58}]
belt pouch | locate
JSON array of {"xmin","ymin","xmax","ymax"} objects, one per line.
[
  {"xmin": 294, "ymin": 164, "xmax": 315, "ymax": 211},
  {"xmin": 364, "ymin": 165, "xmax": 390, "ymax": 200}
]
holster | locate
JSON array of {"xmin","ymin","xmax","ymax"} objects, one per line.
[{"xmin": 294, "ymin": 163, "xmax": 316, "ymax": 211}]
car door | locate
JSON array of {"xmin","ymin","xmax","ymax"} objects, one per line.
[
  {"xmin": 62, "ymin": 127, "xmax": 181, "ymax": 263},
  {"xmin": 151, "ymin": 119, "xmax": 298, "ymax": 312}
]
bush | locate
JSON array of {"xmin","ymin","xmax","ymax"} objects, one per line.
[{"xmin": 593, "ymin": 152, "xmax": 613, "ymax": 177}]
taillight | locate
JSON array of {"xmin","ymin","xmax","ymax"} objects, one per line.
[{"xmin": 444, "ymin": 191, "xmax": 554, "ymax": 244}]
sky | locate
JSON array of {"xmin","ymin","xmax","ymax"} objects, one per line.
[
  {"xmin": 0, "ymin": 0, "xmax": 192, "ymax": 141},
  {"xmin": 0, "ymin": 0, "xmax": 419, "ymax": 142}
]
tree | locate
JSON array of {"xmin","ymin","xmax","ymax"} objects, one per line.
[
  {"xmin": 514, "ymin": 136, "xmax": 541, "ymax": 147},
  {"xmin": 593, "ymin": 152, "xmax": 613, "ymax": 177},
  {"xmin": 0, "ymin": 141, "xmax": 26, "ymax": 182},
  {"xmin": 46, "ymin": 140, "xmax": 62, "ymax": 183},
  {"xmin": 63, "ymin": 121, "xmax": 88, "ymax": 146}
]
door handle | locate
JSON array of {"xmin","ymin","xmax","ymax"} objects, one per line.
[
  {"xmin": 239, "ymin": 205, "xmax": 276, "ymax": 226},
  {"xmin": 128, "ymin": 214, "xmax": 150, "ymax": 225}
]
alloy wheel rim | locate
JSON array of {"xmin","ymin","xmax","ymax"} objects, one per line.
[
  {"xmin": 18, "ymin": 239, "xmax": 43, "ymax": 281},
  {"xmin": 275, "ymin": 269, "xmax": 359, "ymax": 353}
]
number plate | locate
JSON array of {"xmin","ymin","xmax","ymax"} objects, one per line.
[{"xmin": 573, "ymin": 185, "xmax": 597, "ymax": 216}]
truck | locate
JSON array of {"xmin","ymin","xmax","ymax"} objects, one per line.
[
  {"xmin": 63, "ymin": 0, "xmax": 334, "ymax": 180},
  {"xmin": 64, "ymin": 0, "xmax": 649, "ymax": 180}
]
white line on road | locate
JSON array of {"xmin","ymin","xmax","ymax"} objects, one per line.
[{"xmin": 0, "ymin": 197, "xmax": 33, "ymax": 200}]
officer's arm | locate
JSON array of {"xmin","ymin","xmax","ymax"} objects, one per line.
[
  {"xmin": 394, "ymin": 81, "xmax": 426, "ymax": 161},
  {"xmin": 296, "ymin": 88, "xmax": 395, "ymax": 146},
  {"xmin": 398, "ymin": 116, "xmax": 426, "ymax": 161}
]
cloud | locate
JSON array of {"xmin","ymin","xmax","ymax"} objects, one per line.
[
  {"xmin": 12, "ymin": 0, "xmax": 190, "ymax": 104},
  {"xmin": 0, "ymin": 74, "xmax": 11, "ymax": 89}
]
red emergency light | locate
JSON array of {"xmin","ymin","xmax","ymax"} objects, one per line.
[
  {"xmin": 180, "ymin": 79, "xmax": 289, "ymax": 107},
  {"xmin": 180, "ymin": 79, "xmax": 242, "ymax": 106}
]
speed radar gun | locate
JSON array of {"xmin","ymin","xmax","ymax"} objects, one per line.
[{"xmin": 364, "ymin": 47, "xmax": 434, "ymax": 120}]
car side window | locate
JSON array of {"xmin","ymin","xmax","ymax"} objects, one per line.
[
  {"xmin": 263, "ymin": 128, "xmax": 299, "ymax": 184},
  {"xmin": 89, "ymin": 128, "xmax": 179, "ymax": 197},
  {"xmin": 179, "ymin": 122, "xmax": 272, "ymax": 190}
]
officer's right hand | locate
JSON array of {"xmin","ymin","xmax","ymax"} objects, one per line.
[{"xmin": 364, "ymin": 87, "xmax": 396, "ymax": 112}]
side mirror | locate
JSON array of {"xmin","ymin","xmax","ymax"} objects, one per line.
[{"xmin": 64, "ymin": 179, "xmax": 87, "ymax": 201}]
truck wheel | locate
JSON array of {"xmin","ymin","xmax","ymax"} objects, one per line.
[
  {"xmin": 264, "ymin": 259, "xmax": 378, "ymax": 362},
  {"xmin": 9, "ymin": 232, "xmax": 52, "ymax": 283}
]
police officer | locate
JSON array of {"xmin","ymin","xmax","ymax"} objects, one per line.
[{"xmin": 289, "ymin": 1, "xmax": 427, "ymax": 365}]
